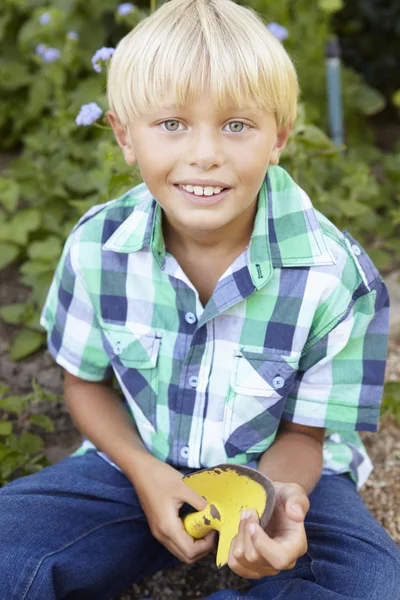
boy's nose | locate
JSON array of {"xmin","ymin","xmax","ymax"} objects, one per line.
[{"xmin": 187, "ymin": 130, "xmax": 224, "ymax": 170}]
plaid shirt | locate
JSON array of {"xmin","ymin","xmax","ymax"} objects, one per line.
[{"xmin": 41, "ymin": 165, "xmax": 390, "ymax": 488}]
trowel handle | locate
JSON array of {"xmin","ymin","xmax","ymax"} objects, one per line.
[{"xmin": 183, "ymin": 505, "xmax": 219, "ymax": 538}]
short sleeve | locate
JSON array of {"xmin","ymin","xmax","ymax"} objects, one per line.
[
  {"xmin": 282, "ymin": 279, "xmax": 390, "ymax": 432},
  {"xmin": 40, "ymin": 234, "xmax": 113, "ymax": 381}
]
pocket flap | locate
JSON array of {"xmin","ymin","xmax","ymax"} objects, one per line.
[
  {"xmin": 231, "ymin": 351, "xmax": 298, "ymax": 397},
  {"xmin": 103, "ymin": 327, "xmax": 162, "ymax": 368}
]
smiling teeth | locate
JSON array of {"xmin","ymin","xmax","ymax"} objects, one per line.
[{"xmin": 180, "ymin": 184, "xmax": 223, "ymax": 196}]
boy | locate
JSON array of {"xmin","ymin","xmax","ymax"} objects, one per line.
[{"xmin": 0, "ymin": 0, "xmax": 399, "ymax": 598}]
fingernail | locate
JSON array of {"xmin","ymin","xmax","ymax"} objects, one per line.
[
  {"xmin": 241, "ymin": 509, "xmax": 251, "ymax": 520},
  {"xmin": 248, "ymin": 523, "xmax": 256, "ymax": 536}
]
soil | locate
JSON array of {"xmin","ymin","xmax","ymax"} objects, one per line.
[{"xmin": 0, "ymin": 263, "xmax": 399, "ymax": 600}]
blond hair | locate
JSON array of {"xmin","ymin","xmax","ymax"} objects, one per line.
[{"xmin": 107, "ymin": 0, "xmax": 299, "ymax": 130}]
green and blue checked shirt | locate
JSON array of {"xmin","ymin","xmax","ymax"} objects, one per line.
[{"xmin": 40, "ymin": 165, "xmax": 390, "ymax": 488}]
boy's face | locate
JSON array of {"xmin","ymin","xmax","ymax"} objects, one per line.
[{"xmin": 108, "ymin": 95, "xmax": 290, "ymax": 235}]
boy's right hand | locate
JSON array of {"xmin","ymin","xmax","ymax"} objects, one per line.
[{"xmin": 131, "ymin": 455, "xmax": 216, "ymax": 564}]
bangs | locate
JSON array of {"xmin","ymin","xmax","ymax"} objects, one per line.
[{"xmin": 108, "ymin": 0, "xmax": 298, "ymax": 129}]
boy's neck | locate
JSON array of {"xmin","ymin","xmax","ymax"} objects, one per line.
[{"xmin": 162, "ymin": 199, "xmax": 257, "ymax": 257}]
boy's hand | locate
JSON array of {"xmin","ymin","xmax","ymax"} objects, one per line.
[
  {"xmin": 228, "ymin": 482, "xmax": 309, "ymax": 579},
  {"xmin": 132, "ymin": 457, "xmax": 216, "ymax": 564}
]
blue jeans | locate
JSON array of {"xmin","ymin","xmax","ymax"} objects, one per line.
[{"xmin": 0, "ymin": 451, "xmax": 399, "ymax": 600}]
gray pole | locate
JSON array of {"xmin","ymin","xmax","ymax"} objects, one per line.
[{"xmin": 326, "ymin": 38, "xmax": 344, "ymax": 146}]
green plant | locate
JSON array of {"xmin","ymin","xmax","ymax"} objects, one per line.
[
  {"xmin": 332, "ymin": 0, "xmax": 400, "ymax": 100},
  {"xmin": 381, "ymin": 382, "xmax": 400, "ymax": 424},
  {"xmin": 0, "ymin": 380, "xmax": 60, "ymax": 486}
]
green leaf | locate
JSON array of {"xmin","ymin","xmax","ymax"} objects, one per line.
[
  {"xmin": 0, "ymin": 208, "xmax": 41, "ymax": 246},
  {"xmin": 0, "ymin": 421, "xmax": 13, "ymax": 436},
  {"xmin": 0, "ymin": 395, "xmax": 28, "ymax": 415},
  {"xmin": 318, "ymin": 0, "xmax": 343, "ymax": 13},
  {"xmin": 29, "ymin": 414, "xmax": 54, "ymax": 432},
  {"xmin": 392, "ymin": 90, "xmax": 400, "ymax": 108},
  {"xmin": 0, "ymin": 382, "xmax": 10, "ymax": 395},
  {"xmin": 354, "ymin": 87, "xmax": 386, "ymax": 117},
  {"xmin": 336, "ymin": 199, "xmax": 370, "ymax": 218},
  {"xmin": 24, "ymin": 310, "xmax": 43, "ymax": 332},
  {"xmin": 27, "ymin": 77, "xmax": 52, "ymax": 120},
  {"xmin": 0, "ymin": 450, "xmax": 25, "ymax": 482},
  {"xmin": 108, "ymin": 174, "xmax": 134, "ymax": 199},
  {"xmin": 0, "ymin": 243, "xmax": 20, "ymax": 270},
  {"xmin": 27, "ymin": 236, "xmax": 63, "ymax": 262},
  {"xmin": 20, "ymin": 260, "xmax": 55, "ymax": 276},
  {"xmin": 65, "ymin": 170, "xmax": 101, "ymax": 195},
  {"xmin": 0, "ymin": 60, "xmax": 31, "ymax": 90},
  {"xmin": 9, "ymin": 329, "xmax": 44, "ymax": 361},
  {"xmin": 12, "ymin": 432, "xmax": 44, "ymax": 455},
  {"xmin": 23, "ymin": 272, "xmax": 53, "ymax": 309},
  {"xmin": 0, "ymin": 15, "xmax": 12, "ymax": 43},
  {"xmin": 0, "ymin": 443, "xmax": 11, "ymax": 461},
  {"xmin": 382, "ymin": 382, "xmax": 400, "ymax": 423},
  {"xmin": 366, "ymin": 248, "xmax": 392, "ymax": 270},
  {"xmin": 0, "ymin": 178, "xmax": 19, "ymax": 212},
  {"xmin": 0, "ymin": 303, "xmax": 27, "ymax": 325},
  {"xmin": 295, "ymin": 125, "xmax": 336, "ymax": 149}
]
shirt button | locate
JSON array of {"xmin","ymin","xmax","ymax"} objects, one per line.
[
  {"xmin": 180, "ymin": 446, "xmax": 189, "ymax": 459},
  {"xmin": 115, "ymin": 341, "xmax": 123, "ymax": 355},
  {"xmin": 188, "ymin": 375, "xmax": 198, "ymax": 389},
  {"xmin": 351, "ymin": 244, "xmax": 361, "ymax": 256},
  {"xmin": 272, "ymin": 375, "xmax": 285, "ymax": 390},
  {"xmin": 185, "ymin": 312, "xmax": 197, "ymax": 324}
]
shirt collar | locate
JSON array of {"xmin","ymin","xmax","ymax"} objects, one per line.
[{"xmin": 103, "ymin": 165, "xmax": 335, "ymax": 282}]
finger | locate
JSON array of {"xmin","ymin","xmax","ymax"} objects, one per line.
[
  {"xmin": 249, "ymin": 523, "xmax": 306, "ymax": 571},
  {"xmin": 179, "ymin": 480, "xmax": 208, "ymax": 512},
  {"xmin": 229, "ymin": 551, "xmax": 280, "ymax": 579},
  {"xmin": 160, "ymin": 514, "xmax": 216, "ymax": 563},
  {"xmin": 230, "ymin": 511, "xmax": 250, "ymax": 562},
  {"xmin": 162, "ymin": 531, "xmax": 215, "ymax": 564},
  {"xmin": 243, "ymin": 512, "xmax": 263, "ymax": 565},
  {"xmin": 179, "ymin": 524, "xmax": 217, "ymax": 561}
]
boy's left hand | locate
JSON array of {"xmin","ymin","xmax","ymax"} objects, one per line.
[{"xmin": 227, "ymin": 482, "xmax": 309, "ymax": 579}]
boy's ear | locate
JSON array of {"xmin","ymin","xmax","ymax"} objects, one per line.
[
  {"xmin": 270, "ymin": 127, "xmax": 292, "ymax": 165},
  {"xmin": 106, "ymin": 111, "xmax": 137, "ymax": 165}
]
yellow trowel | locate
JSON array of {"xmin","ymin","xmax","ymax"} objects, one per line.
[{"xmin": 182, "ymin": 464, "xmax": 275, "ymax": 568}]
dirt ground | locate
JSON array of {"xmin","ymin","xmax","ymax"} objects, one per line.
[{"xmin": 0, "ymin": 266, "xmax": 399, "ymax": 600}]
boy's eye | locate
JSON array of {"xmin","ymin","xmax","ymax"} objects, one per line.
[
  {"xmin": 161, "ymin": 120, "xmax": 182, "ymax": 131},
  {"xmin": 224, "ymin": 121, "xmax": 249, "ymax": 133}
]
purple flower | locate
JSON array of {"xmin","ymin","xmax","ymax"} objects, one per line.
[
  {"xmin": 267, "ymin": 22, "xmax": 289, "ymax": 42},
  {"xmin": 39, "ymin": 12, "xmax": 51, "ymax": 25},
  {"xmin": 42, "ymin": 48, "xmax": 61, "ymax": 63},
  {"xmin": 91, "ymin": 46, "xmax": 115, "ymax": 73},
  {"xmin": 35, "ymin": 44, "xmax": 47, "ymax": 57},
  {"xmin": 117, "ymin": 2, "xmax": 135, "ymax": 16},
  {"xmin": 75, "ymin": 102, "xmax": 103, "ymax": 126},
  {"xmin": 67, "ymin": 30, "xmax": 79, "ymax": 40}
]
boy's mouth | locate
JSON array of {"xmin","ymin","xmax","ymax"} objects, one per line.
[
  {"xmin": 174, "ymin": 183, "xmax": 230, "ymax": 205},
  {"xmin": 177, "ymin": 183, "xmax": 227, "ymax": 197}
]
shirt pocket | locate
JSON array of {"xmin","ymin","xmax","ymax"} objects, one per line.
[
  {"xmin": 102, "ymin": 326, "xmax": 162, "ymax": 431},
  {"xmin": 223, "ymin": 350, "xmax": 299, "ymax": 458}
]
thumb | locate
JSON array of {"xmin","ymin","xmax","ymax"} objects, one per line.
[
  {"xmin": 241, "ymin": 509, "xmax": 260, "ymax": 524},
  {"xmin": 277, "ymin": 483, "xmax": 309, "ymax": 522},
  {"xmin": 180, "ymin": 480, "xmax": 208, "ymax": 512}
]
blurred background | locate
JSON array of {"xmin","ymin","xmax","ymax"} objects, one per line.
[{"xmin": 0, "ymin": 1, "xmax": 399, "ymax": 597}]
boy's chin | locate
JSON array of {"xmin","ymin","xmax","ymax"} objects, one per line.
[{"xmin": 177, "ymin": 212, "xmax": 237, "ymax": 233}]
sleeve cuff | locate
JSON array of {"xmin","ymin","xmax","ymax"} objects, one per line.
[{"xmin": 282, "ymin": 395, "xmax": 380, "ymax": 432}]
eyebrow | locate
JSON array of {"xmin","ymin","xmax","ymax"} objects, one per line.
[{"xmin": 153, "ymin": 103, "xmax": 262, "ymax": 115}]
